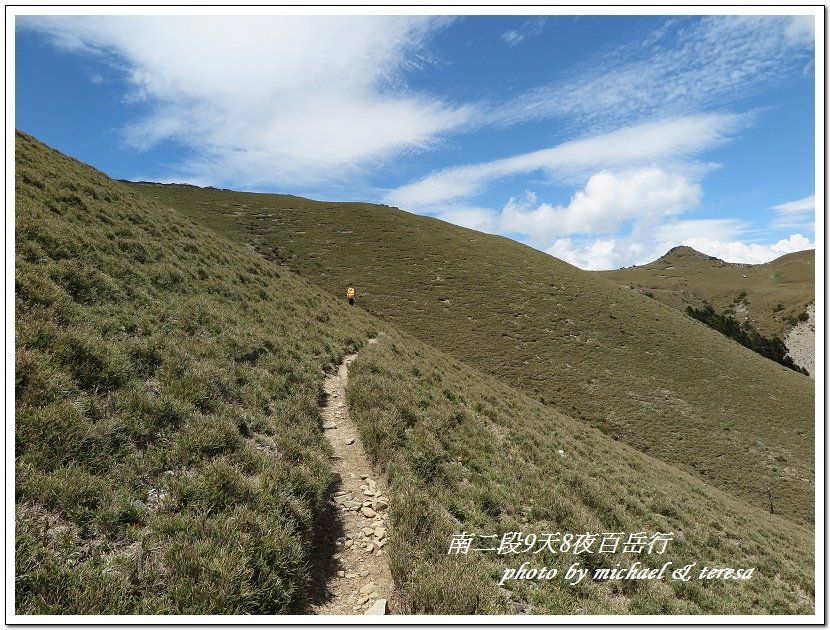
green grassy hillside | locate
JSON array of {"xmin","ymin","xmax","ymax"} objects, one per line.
[
  {"xmin": 601, "ymin": 245, "xmax": 815, "ymax": 339},
  {"xmin": 15, "ymin": 133, "xmax": 815, "ymax": 615},
  {"xmin": 15, "ymin": 131, "xmax": 379, "ymax": 613},
  {"xmin": 347, "ymin": 329, "xmax": 814, "ymax": 614},
  {"xmin": 131, "ymin": 185, "xmax": 815, "ymax": 526}
]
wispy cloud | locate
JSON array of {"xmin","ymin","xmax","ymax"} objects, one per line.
[
  {"xmin": 772, "ymin": 195, "xmax": 814, "ymax": 214},
  {"xmin": 489, "ymin": 16, "xmax": 814, "ymax": 131},
  {"xmin": 771, "ymin": 195, "xmax": 815, "ymax": 231},
  {"xmin": 501, "ymin": 29, "xmax": 524, "ymax": 46},
  {"xmin": 501, "ymin": 17, "xmax": 547, "ymax": 47},
  {"xmin": 18, "ymin": 15, "xmax": 472, "ymax": 187},
  {"xmin": 384, "ymin": 113, "xmax": 742, "ymax": 208}
]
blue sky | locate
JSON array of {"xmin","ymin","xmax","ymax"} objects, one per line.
[{"xmin": 14, "ymin": 11, "xmax": 818, "ymax": 269}]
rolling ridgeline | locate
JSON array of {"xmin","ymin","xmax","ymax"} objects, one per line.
[
  {"xmin": 601, "ymin": 245, "xmax": 815, "ymax": 341},
  {"xmin": 16, "ymin": 132, "xmax": 814, "ymax": 614},
  {"xmin": 136, "ymin": 183, "xmax": 815, "ymax": 526}
]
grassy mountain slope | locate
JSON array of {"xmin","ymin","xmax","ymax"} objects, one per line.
[
  {"xmin": 601, "ymin": 246, "xmax": 815, "ymax": 339},
  {"xmin": 131, "ymin": 185, "xmax": 815, "ymax": 526},
  {"xmin": 15, "ymin": 131, "xmax": 379, "ymax": 613},
  {"xmin": 15, "ymin": 134, "xmax": 814, "ymax": 615},
  {"xmin": 347, "ymin": 329, "xmax": 814, "ymax": 614}
]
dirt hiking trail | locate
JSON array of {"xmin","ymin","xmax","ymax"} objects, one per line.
[{"xmin": 311, "ymin": 336, "xmax": 395, "ymax": 615}]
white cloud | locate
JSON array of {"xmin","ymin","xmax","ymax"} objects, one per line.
[
  {"xmin": 385, "ymin": 113, "xmax": 741, "ymax": 208},
  {"xmin": 445, "ymin": 177, "xmax": 813, "ymax": 270},
  {"xmin": 19, "ymin": 15, "xmax": 472, "ymax": 187},
  {"xmin": 681, "ymin": 234, "xmax": 815, "ymax": 264},
  {"xmin": 500, "ymin": 168, "xmax": 700, "ymax": 244},
  {"xmin": 427, "ymin": 205, "xmax": 499, "ymax": 234},
  {"xmin": 547, "ymin": 238, "xmax": 622, "ymax": 271}
]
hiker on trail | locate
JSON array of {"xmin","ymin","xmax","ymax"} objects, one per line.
[{"xmin": 347, "ymin": 287, "xmax": 356, "ymax": 306}]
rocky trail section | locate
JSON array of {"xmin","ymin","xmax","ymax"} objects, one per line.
[{"xmin": 311, "ymin": 338, "xmax": 394, "ymax": 615}]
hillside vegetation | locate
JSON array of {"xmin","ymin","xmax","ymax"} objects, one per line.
[
  {"xmin": 15, "ymin": 133, "xmax": 815, "ymax": 615},
  {"xmin": 132, "ymin": 185, "xmax": 815, "ymax": 526},
  {"xmin": 346, "ymin": 329, "xmax": 814, "ymax": 614},
  {"xmin": 601, "ymin": 245, "xmax": 815, "ymax": 340},
  {"xmin": 15, "ymin": 132, "xmax": 379, "ymax": 613}
]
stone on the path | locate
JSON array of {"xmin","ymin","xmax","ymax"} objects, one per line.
[
  {"xmin": 361, "ymin": 527, "xmax": 374, "ymax": 536},
  {"xmin": 334, "ymin": 494, "xmax": 354, "ymax": 505},
  {"xmin": 364, "ymin": 599, "xmax": 388, "ymax": 615},
  {"xmin": 343, "ymin": 500, "xmax": 362, "ymax": 510},
  {"xmin": 346, "ymin": 438, "xmax": 355, "ymax": 445},
  {"xmin": 361, "ymin": 506, "xmax": 377, "ymax": 518},
  {"xmin": 323, "ymin": 421, "xmax": 338, "ymax": 429},
  {"xmin": 360, "ymin": 473, "xmax": 369, "ymax": 479},
  {"xmin": 363, "ymin": 489, "xmax": 375, "ymax": 496},
  {"xmin": 345, "ymin": 572, "xmax": 358, "ymax": 579},
  {"xmin": 374, "ymin": 527, "xmax": 387, "ymax": 538},
  {"xmin": 357, "ymin": 595, "xmax": 369, "ymax": 605},
  {"xmin": 359, "ymin": 583, "xmax": 376, "ymax": 595},
  {"xmin": 337, "ymin": 570, "xmax": 345, "ymax": 578},
  {"xmin": 372, "ymin": 498, "xmax": 389, "ymax": 512}
]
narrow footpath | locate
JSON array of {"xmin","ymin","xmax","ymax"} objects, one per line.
[{"xmin": 311, "ymin": 338, "xmax": 395, "ymax": 615}]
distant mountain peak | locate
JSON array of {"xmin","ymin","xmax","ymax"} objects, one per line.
[{"xmin": 661, "ymin": 245, "xmax": 719, "ymax": 261}]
